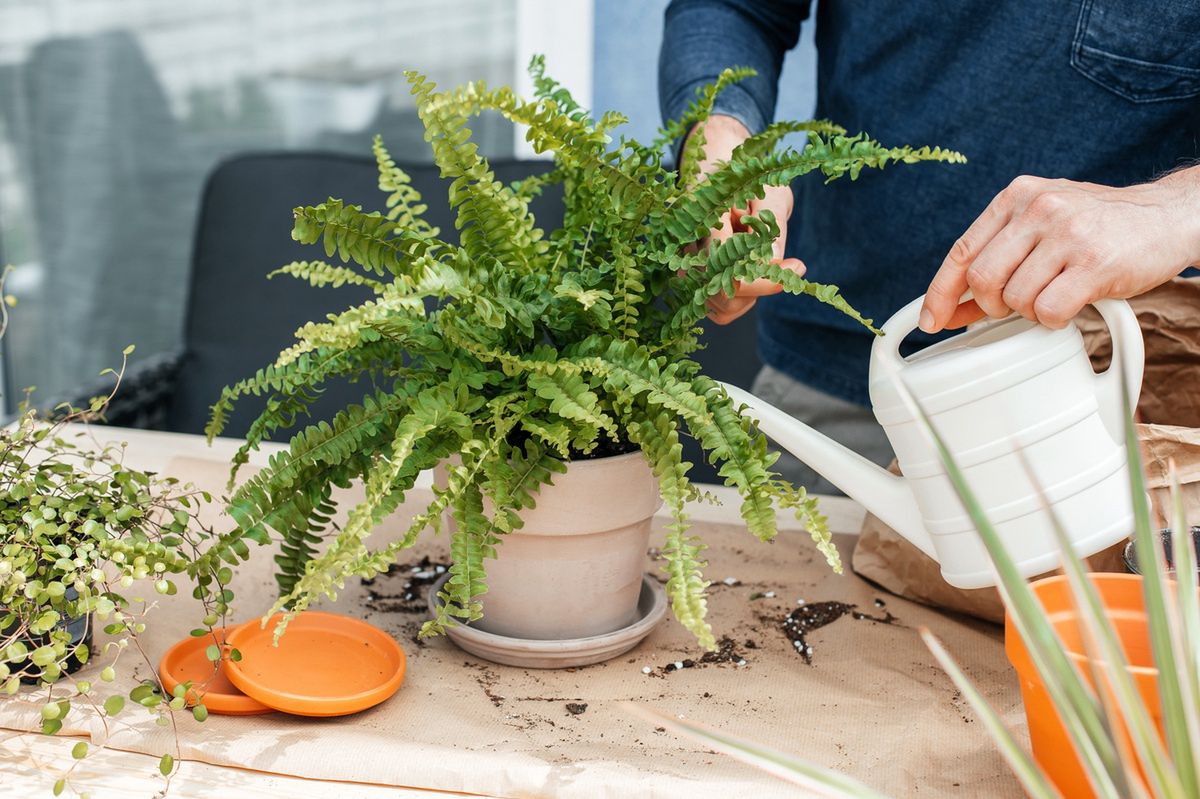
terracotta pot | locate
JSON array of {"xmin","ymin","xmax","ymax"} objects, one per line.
[
  {"xmin": 437, "ymin": 450, "xmax": 661, "ymax": 641},
  {"xmin": 1005, "ymin": 573, "xmax": 1162, "ymax": 799}
]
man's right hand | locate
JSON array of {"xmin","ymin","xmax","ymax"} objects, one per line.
[{"xmin": 687, "ymin": 114, "xmax": 806, "ymax": 325}]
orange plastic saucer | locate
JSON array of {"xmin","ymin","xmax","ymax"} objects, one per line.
[
  {"xmin": 158, "ymin": 626, "xmax": 273, "ymax": 716},
  {"xmin": 224, "ymin": 612, "xmax": 406, "ymax": 717}
]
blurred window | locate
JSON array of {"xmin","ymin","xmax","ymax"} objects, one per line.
[{"xmin": 0, "ymin": 0, "xmax": 577, "ymax": 408}]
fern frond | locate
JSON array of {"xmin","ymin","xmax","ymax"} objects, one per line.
[
  {"xmin": 510, "ymin": 167, "xmax": 564, "ymax": 200},
  {"xmin": 406, "ymin": 71, "xmax": 549, "ymax": 273},
  {"xmin": 268, "ymin": 260, "xmax": 385, "ymax": 293},
  {"xmin": 467, "ymin": 83, "xmax": 657, "ymax": 217},
  {"xmin": 528, "ymin": 371, "xmax": 617, "ymax": 435},
  {"xmin": 575, "ymin": 341, "xmax": 713, "ymax": 428},
  {"xmin": 660, "ymin": 136, "xmax": 966, "ymax": 246},
  {"xmin": 528, "ymin": 54, "xmax": 589, "ymax": 122},
  {"xmin": 626, "ymin": 408, "xmax": 714, "ymax": 650},
  {"xmin": 660, "ymin": 212, "xmax": 878, "ymax": 344},
  {"xmin": 687, "ymin": 377, "xmax": 781, "ymax": 544},
  {"xmin": 267, "ymin": 382, "xmax": 479, "ymax": 636},
  {"xmin": 609, "ymin": 239, "xmax": 643, "ymax": 339},
  {"xmin": 729, "ymin": 119, "xmax": 847, "ymax": 161},
  {"xmin": 771, "ymin": 479, "xmax": 840, "ymax": 573},
  {"xmin": 372, "ymin": 134, "xmax": 440, "ymax": 238},
  {"xmin": 293, "ymin": 198, "xmax": 448, "ymax": 278}
]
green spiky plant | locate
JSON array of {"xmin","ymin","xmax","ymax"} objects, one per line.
[
  {"xmin": 204, "ymin": 57, "xmax": 964, "ymax": 648},
  {"xmin": 635, "ymin": 375, "xmax": 1200, "ymax": 797}
]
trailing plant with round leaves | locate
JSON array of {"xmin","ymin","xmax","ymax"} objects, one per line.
[
  {"xmin": 206, "ymin": 57, "xmax": 964, "ymax": 648},
  {"xmin": 0, "ymin": 271, "xmax": 232, "ymax": 794}
]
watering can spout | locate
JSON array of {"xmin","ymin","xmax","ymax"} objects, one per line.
[{"xmin": 720, "ymin": 382, "xmax": 936, "ymax": 561}]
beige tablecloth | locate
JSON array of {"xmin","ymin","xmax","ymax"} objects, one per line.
[{"xmin": 0, "ymin": 455, "xmax": 1024, "ymax": 798}]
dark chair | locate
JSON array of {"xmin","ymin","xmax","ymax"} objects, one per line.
[{"xmin": 100, "ymin": 151, "xmax": 762, "ymax": 482}]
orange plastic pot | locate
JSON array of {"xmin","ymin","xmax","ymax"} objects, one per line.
[{"xmin": 1005, "ymin": 573, "xmax": 1161, "ymax": 799}]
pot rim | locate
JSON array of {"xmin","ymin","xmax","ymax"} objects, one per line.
[
  {"xmin": 1010, "ymin": 572, "xmax": 1160, "ymax": 680},
  {"xmin": 553, "ymin": 448, "xmax": 645, "ymax": 468}
]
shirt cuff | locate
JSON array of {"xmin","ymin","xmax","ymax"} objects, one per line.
[{"xmin": 663, "ymin": 80, "xmax": 769, "ymax": 167}]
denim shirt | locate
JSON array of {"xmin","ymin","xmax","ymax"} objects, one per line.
[{"xmin": 659, "ymin": 0, "xmax": 1200, "ymax": 405}]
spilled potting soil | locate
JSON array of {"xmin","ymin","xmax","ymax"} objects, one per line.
[
  {"xmin": 648, "ymin": 635, "xmax": 752, "ymax": 676},
  {"xmin": 781, "ymin": 598, "xmax": 902, "ymax": 665},
  {"xmin": 360, "ymin": 555, "xmax": 451, "ymax": 614}
]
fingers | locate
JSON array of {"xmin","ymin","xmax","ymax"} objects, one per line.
[
  {"xmin": 706, "ymin": 295, "xmax": 756, "ymax": 325},
  {"xmin": 706, "ymin": 187, "xmax": 798, "ymax": 325},
  {"xmin": 999, "ymin": 241, "xmax": 1065, "ymax": 321},
  {"xmin": 750, "ymin": 186, "xmax": 793, "ymax": 260},
  {"xmin": 1032, "ymin": 271, "xmax": 1095, "ymax": 329},
  {"xmin": 707, "ymin": 258, "xmax": 806, "ymax": 325},
  {"xmin": 921, "ymin": 175, "xmax": 1048, "ymax": 332},
  {"xmin": 734, "ymin": 258, "xmax": 807, "ymax": 297},
  {"xmin": 963, "ymin": 223, "xmax": 1038, "ymax": 318},
  {"xmin": 943, "ymin": 298, "xmax": 986, "ymax": 329}
]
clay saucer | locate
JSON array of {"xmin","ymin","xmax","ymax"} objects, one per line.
[
  {"xmin": 158, "ymin": 626, "xmax": 273, "ymax": 716},
  {"xmin": 427, "ymin": 573, "xmax": 667, "ymax": 668},
  {"xmin": 224, "ymin": 612, "xmax": 406, "ymax": 717}
]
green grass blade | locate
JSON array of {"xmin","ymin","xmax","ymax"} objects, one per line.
[
  {"xmin": 920, "ymin": 628, "xmax": 1062, "ymax": 799},
  {"xmin": 1122, "ymin": 383, "xmax": 1200, "ymax": 797},
  {"xmin": 1018, "ymin": 447, "xmax": 1178, "ymax": 798},
  {"xmin": 882, "ymin": 366, "xmax": 1125, "ymax": 797},
  {"xmin": 1167, "ymin": 464, "xmax": 1200, "ymax": 792},
  {"xmin": 623, "ymin": 704, "xmax": 893, "ymax": 799}
]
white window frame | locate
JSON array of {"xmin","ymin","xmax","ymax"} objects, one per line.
[{"xmin": 513, "ymin": 0, "xmax": 595, "ymax": 159}]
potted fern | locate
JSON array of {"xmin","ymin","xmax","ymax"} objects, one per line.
[{"xmin": 207, "ymin": 58, "xmax": 962, "ymax": 652}]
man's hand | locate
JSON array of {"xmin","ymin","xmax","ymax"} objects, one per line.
[
  {"xmin": 687, "ymin": 114, "xmax": 807, "ymax": 325},
  {"xmin": 921, "ymin": 167, "xmax": 1200, "ymax": 333}
]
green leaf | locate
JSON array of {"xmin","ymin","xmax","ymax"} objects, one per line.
[
  {"xmin": 205, "ymin": 644, "xmax": 220, "ymax": 662},
  {"xmin": 30, "ymin": 646, "xmax": 57, "ymax": 667},
  {"xmin": 71, "ymin": 741, "xmax": 88, "ymax": 759},
  {"xmin": 129, "ymin": 683, "xmax": 156, "ymax": 702},
  {"xmin": 159, "ymin": 753, "xmax": 174, "ymax": 776},
  {"xmin": 103, "ymin": 695, "xmax": 124, "ymax": 716},
  {"xmin": 192, "ymin": 704, "xmax": 208, "ymax": 722}
]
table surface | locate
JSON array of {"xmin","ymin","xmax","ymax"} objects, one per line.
[{"xmin": 0, "ymin": 425, "xmax": 867, "ymax": 798}]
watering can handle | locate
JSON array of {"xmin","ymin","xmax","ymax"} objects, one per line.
[
  {"xmin": 1091, "ymin": 298, "xmax": 1144, "ymax": 429},
  {"xmin": 875, "ymin": 290, "xmax": 977, "ymax": 366},
  {"xmin": 877, "ymin": 292, "xmax": 1143, "ymax": 420}
]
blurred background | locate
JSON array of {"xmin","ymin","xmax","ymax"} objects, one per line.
[{"xmin": 0, "ymin": 0, "xmax": 816, "ymax": 469}]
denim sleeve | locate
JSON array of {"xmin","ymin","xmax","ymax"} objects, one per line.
[{"xmin": 658, "ymin": 0, "xmax": 812, "ymax": 137}]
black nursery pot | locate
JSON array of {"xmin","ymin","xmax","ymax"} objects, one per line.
[
  {"xmin": 2, "ymin": 588, "xmax": 94, "ymax": 685},
  {"xmin": 1123, "ymin": 527, "xmax": 1200, "ymax": 577}
]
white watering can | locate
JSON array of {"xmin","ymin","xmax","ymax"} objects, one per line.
[{"xmin": 724, "ymin": 295, "xmax": 1144, "ymax": 589}]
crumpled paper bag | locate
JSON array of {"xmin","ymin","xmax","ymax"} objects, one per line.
[
  {"xmin": 1076, "ymin": 278, "xmax": 1200, "ymax": 429},
  {"xmin": 852, "ymin": 279, "xmax": 1200, "ymax": 623}
]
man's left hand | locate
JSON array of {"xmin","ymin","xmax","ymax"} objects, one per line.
[{"xmin": 920, "ymin": 167, "xmax": 1200, "ymax": 332}]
